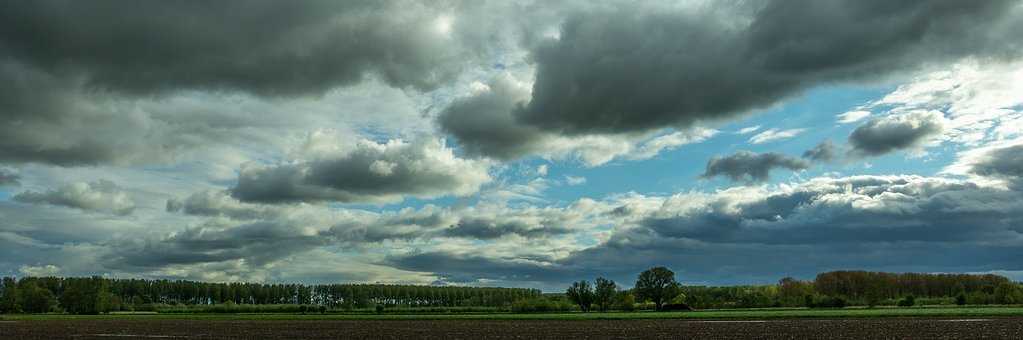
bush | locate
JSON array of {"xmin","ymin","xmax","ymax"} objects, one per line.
[
  {"xmin": 809, "ymin": 296, "xmax": 846, "ymax": 308},
  {"xmin": 897, "ymin": 295, "xmax": 916, "ymax": 307},
  {"xmin": 510, "ymin": 297, "xmax": 572, "ymax": 313},
  {"xmin": 956, "ymin": 294, "xmax": 967, "ymax": 306},
  {"xmin": 375, "ymin": 304, "xmax": 385, "ymax": 314},
  {"xmin": 615, "ymin": 292, "xmax": 636, "ymax": 312}
]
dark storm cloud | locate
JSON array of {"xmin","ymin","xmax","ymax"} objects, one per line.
[
  {"xmin": 968, "ymin": 144, "xmax": 1023, "ymax": 185},
  {"xmin": 229, "ymin": 139, "xmax": 490, "ymax": 204},
  {"xmin": 442, "ymin": 0, "xmax": 1021, "ymax": 158},
  {"xmin": 519, "ymin": 0, "xmax": 1019, "ymax": 135},
  {"xmin": 848, "ymin": 111, "xmax": 945, "ymax": 156},
  {"xmin": 702, "ymin": 151, "xmax": 809, "ymax": 183},
  {"xmin": 0, "ymin": 1, "xmax": 472, "ymax": 166},
  {"xmin": 0, "ymin": 1, "xmax": 463, "ymax": 95},
  {"xmin": 438, "ymin": 76, "xmax": 548, "ymax": 160},
  {"xmin": 803, "ymin": 140, "xmax": 837, "ymax": 162},
  {"xmin": 12, "ymin": 180, "xmax": 136, "ymax": 215},
  {"xmin": 0, "ymin": 168, "xmax": 19, "ymax": 186}
]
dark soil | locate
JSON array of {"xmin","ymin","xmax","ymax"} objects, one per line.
[{"xmin": 2, "ymin": 317, "xmax": 1022, "ymax": 339}]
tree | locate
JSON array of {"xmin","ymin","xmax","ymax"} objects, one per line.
[
  {"xmin": 565, "ymin": 280, "xmax": 595, "ymax": 312},
  {"xmin": 994, "ymin": 282, "xmax": 1023, "ymax": 304},
  {"xmin": 593, "ymin": 277, "xmax": 617, "ymax": 312},
  {"xmin": 61, "ymin": 276, "xmax": 112, "ymax": 314},
  {"xmin": 19, "ymin": 283, "xmax": 56, "ymax": 313},
  {"xmin": 0, "ymin": 277, "xmax": 19, "ymax": 313},
  {"xmin": 634, "ymin": 266, "xmax": 681, "ymax": 311}
]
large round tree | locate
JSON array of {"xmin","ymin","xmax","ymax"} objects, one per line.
[{"xmin": 634, "ymin": 266, "xmax": 681, "ymax": 311}]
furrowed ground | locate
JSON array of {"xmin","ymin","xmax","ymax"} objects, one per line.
[{"xmin": 4, "ymin": 307, "xmax": 1023, "ymax": 339}]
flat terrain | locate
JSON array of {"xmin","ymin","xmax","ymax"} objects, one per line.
[
  {"xmin": 6, "ymin": 306, "xmax": 1023, "ymax": 320},
  {"xmin": 3, "ymin": 317, "xmax": 1023, "ymax": 339}
]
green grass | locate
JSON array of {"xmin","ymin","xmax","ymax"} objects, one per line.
[{"xmin": 5, "ymin": 306, "xmax": 1023, "ymax": 321}]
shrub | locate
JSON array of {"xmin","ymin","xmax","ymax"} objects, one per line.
[
  {"xmin": 510, "ymin": 297, "xmax": 571, "ymax": 313},
  {"xmin": 615, "ymin": 292, "xmax": 636, "ymax": 312},
  {"xmin": 809, "ymin": 296, "xmax": 846, "ymax": 308},
  {"xmin": 956, "ymin": 294, "xmax": 967, "ymax": 306},
  {"xmin": 375, "ymin": 304, "xmax": 385, "ymax": 314},
  {"xmin": 897, "ymin": 295, "xmax": 916, "ymax": 307}
]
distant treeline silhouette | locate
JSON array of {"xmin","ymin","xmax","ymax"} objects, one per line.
[
  {"xmin": 0, "ymin": 276, "xmax": 540, "ymax": 314},
  {"xmin": 1, "ymin": 269, "xmax": 1021, "ymax": 314}
]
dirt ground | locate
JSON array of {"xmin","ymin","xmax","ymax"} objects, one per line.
[{"xmin": 2, "ymin": 317, "xmax": 1022, "ymax": 339}]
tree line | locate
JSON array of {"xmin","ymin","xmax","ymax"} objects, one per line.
[
  {"xmin": 0, "ymin": 276, "xmax": 540, "ymax": 314},
  {"xmin": 2, "ymin": 269, "xmax": 1021, "ymax": 314}
]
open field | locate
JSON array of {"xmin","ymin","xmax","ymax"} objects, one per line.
[
  {"xmin": 5, "ymin": 306, "xmax": 1023, "ymax": 321},
  {"xmin": 2, "ymin": 317, "xmax": 1023, "ymax": 339}
]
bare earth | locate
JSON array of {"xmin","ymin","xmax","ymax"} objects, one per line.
[{"xmin": 2, "ymin": 317, "xmax": 1023, "ymax": 339}]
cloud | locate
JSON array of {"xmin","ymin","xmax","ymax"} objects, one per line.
[
  {"xmin": 509, "ymin": 0, "xmax": 1022, "ymax": 137},
  {"xmin": 803, "ymin": 140, "xmax": 837, "ymax": 162},
  {"xmin": 536, "ymin": 164, "xmax": 549, "ymax": 177},
  {"xmin": 738, "ymin": 125, "xmax": 762, "ymax": 134},
  {"xmin": 0, "ymin": 1, "xmax": 467, "ymax": 96},
  {"xmin": 951, "ymin": 141, "xmax": 1023, "ymax": 189},
  {"xmin": 438, "ymin": 74, "xmax": 719, "ymax": 165},
  {"xmin": 0, "ymin": 1, "xmax": 492, "ymax": 167},
  {"xmin": 837, "ymin": 110, "xmax": 871, "ymax": 124},
  {"xmin": 0, "ymin": 168, "xmax": 19, "ymax": 186},
  {"xmin": 702, "ymin": 151, "xmax": 809, "ymax": 183},
  {"xmin": 19, "ymin": 264, "xmax": 60, "ymax": 277},
  {"xmin": 565, "ymin": 176, "xmax": 587, "ymax": 186},
  {"xmin": 230, "ymin": 137, "xmax": 491, "ymax": 204},
  {"xmin": 13, "ymin": 180, "xmax": 136, "ymax": 215},
  {"xmin": 390, "ymin": 174, "xmax": 1023, "ymax": 286},
  {"xmin": 442, "ymin": 217, "xmax": 572, "ymax": 240},
  {"xmin": 848, "ymin": 111, "xmax": 945, "ymax": 156},
  {"xmin": 749, "ymin": 128, "xmax": 807, "ymax": 144}
]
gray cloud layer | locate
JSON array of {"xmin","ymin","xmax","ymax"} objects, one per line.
[
  {"xmin": 0, "ymin": 1, "xmax": 463, "ymax": 95},
  {"xmin": 0, "ymin": 1, "xmax": 475, "ymax": 166},
  {"xmin": 440, "ymin": 0, "xmax": 1021, "ymax": 159},
  {"xmin": 703, "ymin": 151, "xmax": 809, "ymax": 183},
  {"xmin": 518, "ymin": 0, "xmax": 1019, "ymax": 135},
  {"xmin": 849, "ymin": 111, "xmax": 945, "ymax": 156},
  {"xmin": 13, "ymin": 180, "xmax": 136, "ymax": 215},
  {"xmin": 391, "ymin": 174, "xmax": 1023, "ymax": 286},
  {"xmin": 0, "ymin": 168, "xmax": 19, "ymax": 186}
]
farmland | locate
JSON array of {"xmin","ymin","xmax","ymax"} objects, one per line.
[
  {"xmin": 2, "ymin": 315, "xmax": 1023, "ymax": 339},
  {"xmin": 5, "ymin": 307, "xmax": 1023, "ymax": 339}
]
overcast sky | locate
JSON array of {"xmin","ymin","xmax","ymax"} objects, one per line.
[{"xmin": 2, "ymin": 0, "xmax": 1023, "ymax": 290}]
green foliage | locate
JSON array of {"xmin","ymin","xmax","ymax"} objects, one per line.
[
  {"xmin": 593, "ymin": 277, "xmax": 617, "ymax": 312},
  {"xmin": 565, "ymin": 280, "xmax": 595, "ymax": 312},
  {"xmin": 375, "ymin": 304, "xmax": 385, "ymax": 314},
  {"xmin": 61, "ymin": 276, "xmax": 112, "ymax": 315},
  {"xmin": 994, "ymin": 282, "xmax": 1023, "ymax": 304},
  {"xmin": 808, "ymin": 295, "xmax": 846, "ymax": 308},
  {"xmin": 897, "ymin": 295, "xmax": 916, "ymax": 307},
  {"xmin": 510, "ymin": 297, "xmax": 572, "ymax": 313},
  {"xmin": 614, "ymin": 291, "xmax": 635, "ymax": 312},
  {"xmin": 956, "ymin": 294, "xmax": 967, "ymax": 306},
  {"xmin": 634, "ymin": 267, "xmax": 681, "ymax": 311},
  {"xmin": 18, "ymin": 283, "xmax": 57, "ymax": 313},
  {"xmin": 1, "ymin": 277, "xmax": 20, "ymax": 313}
]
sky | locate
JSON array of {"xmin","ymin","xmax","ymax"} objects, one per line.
[{"xmin": 2, "ymin": 0, "xmax": 1023, "ymax": 291}]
